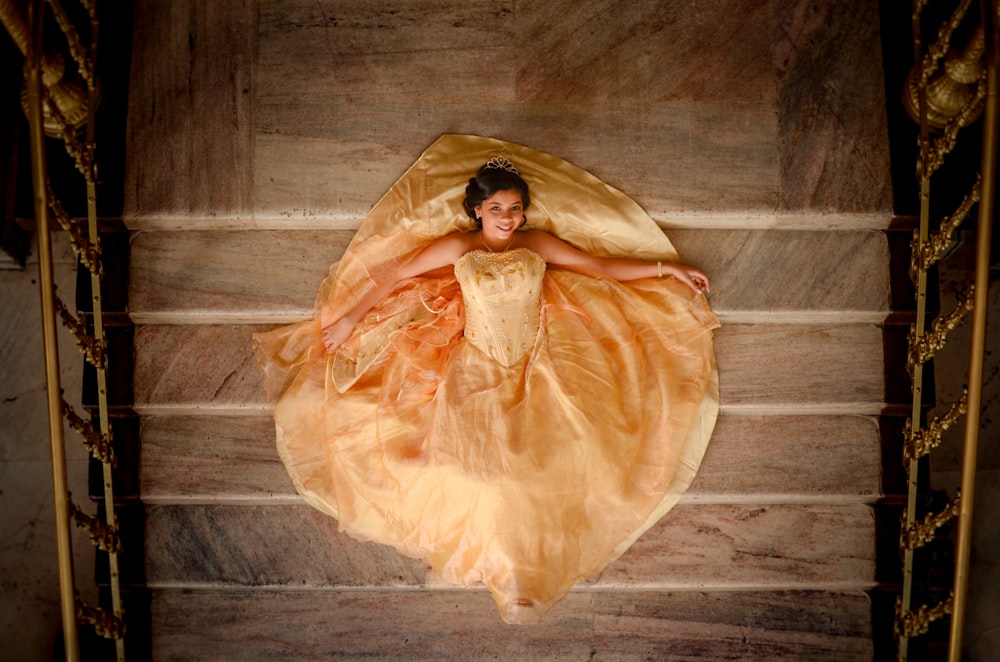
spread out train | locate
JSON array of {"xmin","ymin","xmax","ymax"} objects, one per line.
[{"xmin": 253, "ymin": 134, "xmax": 720, "ymax": 624}]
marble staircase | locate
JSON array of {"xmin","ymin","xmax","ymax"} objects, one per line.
[{"xmin": 123, "ymin": 0, "xmax": 900, "ymax": 658}]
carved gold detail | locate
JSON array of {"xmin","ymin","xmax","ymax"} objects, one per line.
[
  {"xmin": 915, "ymin": 0, "xmax": 973, "ymax": 80},
  {"xmin": 48, "ymin": 0, "xmax": 94, "ymax": 89},
  {"xmin": 900, "ymin": 496, "xmax": 962, "ymax": 552},
  {"xmin": 0, "ymin": 0, "xmax": 95, "ymax": 135},
  {"xmin": 904, "ymin": 391, "xmax": 968, "ymax": 464},
  {"xmin": 75, "ymin": 598, "xmax": 126, "ymax": 640},
  {"xmin": 46, "ymin": 181, "xmax": 102, "ymax": 276},
  {"xmin": 68, "ymin": 499, "xmax": 122, "ymax": 554},
  {"xmin": 905, "ymin": 0, "xmax": 980, "ymax": 129},
  {"xmin": 39, "ymin": 86, "xmax": 95, "ymax": 175},
  {"xmin": 912, "ymin": 0, "xmax": 932, "ymax": 19},
  {"xmin": 907, "ymin": 287, "xmax": 976, "ymax": 375},
  {"xmin": 54, "ymin": 294, "xmax": 106, "ymax": 369},
  {"xmin": 920, "ymin": 73, "xmax": 987, "ymax": 177},
  {"xmin": 896, "ymin": 594, "xmax": 954, "ymax": 640},
  {"xmin": 910, "ymin": 175, "xmax": 980, "ymax": 282},
  {"xmin": 62, "ymin": 398, "xmax": 115, "ymax": 465}
]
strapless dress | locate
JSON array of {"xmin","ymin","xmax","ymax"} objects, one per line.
[{"xmin": 253, "ymin": 134, "xmax": 720, "ymax": 624}]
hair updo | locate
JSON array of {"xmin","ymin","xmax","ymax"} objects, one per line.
[{"xmin": 462, "ymin": 162, "xmax": 531, "ymax": 226}]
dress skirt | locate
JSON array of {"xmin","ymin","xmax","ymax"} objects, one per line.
[{"xmin": 253, "ymin": 134, "xmax": 720, "ymax": 624}]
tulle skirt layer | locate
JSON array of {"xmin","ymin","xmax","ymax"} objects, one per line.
[
  {"xmin": 255, "ymin": 266, "xmax": 717, "ymax": 623},
  {"xmin": 253, "ymin": 134, "xmax": 719, "ymax": 623}
]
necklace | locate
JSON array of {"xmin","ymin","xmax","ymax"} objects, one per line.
[{"xmin": 480, "ymin": 233, "xmax": 513, "ymax": 253}]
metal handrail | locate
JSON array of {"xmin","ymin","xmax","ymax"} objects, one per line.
[
  {"xmin": 24, "ymin": 3, "xmax": 78, "ymax": 656},
  {"xmin": 948, "ymin": 1, "xmax": 997, "ymax": 655},
  {"xmin": 896, "ymin": 1, "xmax": 996, "ymax": 659},
  {"xmin": 18, "ymin": 0, "xmax": 125, "ymax": 659}
]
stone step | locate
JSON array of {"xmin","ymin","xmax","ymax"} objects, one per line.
[
  {"xmin": 144, "ymin": 503, "xmax": 874, "ymax": 590},
  {"xmin": 128, "ymin": 229, "xmax": 890, "ymax": 324},
  {"xmin": 132, "ymin": 322, "xmax": 885, "ymax": 414},
  {"xmin": 149, "ymin": 588, "xmax": 873, "ymax": 661},
  {"xmin": 126, "ymin": 1, "xmax": 891, "ymax": 232},
  {"xmin": 139, "ymin": 414, "xmax": 881, "ymax": 505}
]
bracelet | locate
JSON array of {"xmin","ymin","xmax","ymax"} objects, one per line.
[{"xmin": 657, "ymin": 260, "xmax": 663, "ymax": 278}]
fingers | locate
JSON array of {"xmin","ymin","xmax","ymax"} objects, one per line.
[{"xmin": 685, "ymin": 268, "xmax": 710, "ymax": 294}]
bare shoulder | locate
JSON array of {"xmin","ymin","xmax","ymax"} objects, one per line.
[
  {"xmin": 518, "ymin": 230, "xmax": 588, "ymax": 264},
  {"xmin": 398, "ymin": 232, "xmax": 477, "ymax": 277},
  {"xmin": 425, "ymin": 231, "xmax": 477, "ymax": 259},
  {"xmin": 517, "ymin": 229, "xmax": 560, "ymax": 252}
]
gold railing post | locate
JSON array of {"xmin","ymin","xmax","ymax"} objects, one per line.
[
  {"xmin": 948, "ymin": 1, "xmax": 997, "ymax": 658},
  {"xmin": 24, "ymin": 0, "xmax": 79, "ymax": 659},
  {"xmin": 898, "ymin": 2, "xmax": 936, "ymax": 658}
]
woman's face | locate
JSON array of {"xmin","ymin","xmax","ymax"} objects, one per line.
[{"xmin": 475, "ymin": 189, "xmax": 524, "ymax": 236}]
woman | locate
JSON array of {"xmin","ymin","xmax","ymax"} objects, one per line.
[
  {"xmin": 254, "ymin": 135, "xmax": 719, "ymax": 624},
  {"xmin": 321, "ymin": 156, "xmax": 710, "ymax": 353}
]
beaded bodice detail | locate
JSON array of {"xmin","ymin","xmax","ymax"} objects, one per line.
[{"xmin": 455, "ymin": 248, "xmax": 545, "ymax": 367}]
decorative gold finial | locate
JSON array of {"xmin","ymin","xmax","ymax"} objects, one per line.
[
  {"xmin": 0, "ymin": 0, "xmax": 93, "ymax": 136},
  {"xmin": 904, "ymin": 22, "xmax": 985, "ymax": 130}
]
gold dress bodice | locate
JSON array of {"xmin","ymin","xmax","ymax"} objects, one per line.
[{"xmin": 455, "ymin": 248, "xmax": 545, "ymax": 367}]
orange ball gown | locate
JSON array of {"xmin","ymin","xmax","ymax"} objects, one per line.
[{"xmin": 253, "ymin": 134, "xmax": 720, "ymax": 624}]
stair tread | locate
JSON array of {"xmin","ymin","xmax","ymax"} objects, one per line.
[
  {"xmin": 140, "ymin": 414, "xmax": 882, "ymax": 503},
  {"xmin": 126, "ymin": 0, "xmax": 895, "ymax": 657},
  {"xmin": 126, "ymin": 1, "xmax": 891, "ymax": 229},
  {"xmin": 150, "ymin": 588, "xmax": 872, "ymax": 660},
  {"xmin": 128, "ymin": 229, "xmax": 890, "ymax": 323},
  {"xmin": 144, "ymin": 503, "xmax": 874, "ymax": 589},
  {"xmin": 133, "ymin": 322, "xmax": 885, "ymax": 412}
]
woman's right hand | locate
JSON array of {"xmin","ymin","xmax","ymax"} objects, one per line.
[{"xmin": 322, "ymin": 318, "xmax": 357, "ymax": 353}]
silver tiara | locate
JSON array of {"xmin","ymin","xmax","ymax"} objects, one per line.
[{"xmin": 484, "ymin": 155, "xmax": 519, "ymax": 175}]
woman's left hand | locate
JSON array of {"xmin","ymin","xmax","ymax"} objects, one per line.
[{"xmin": 666, "ymin": 264, "xmax": 711, "ymax": 294}]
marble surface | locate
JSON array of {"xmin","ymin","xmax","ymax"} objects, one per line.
[
  {"xmin": 689, "ymin": 414, "xmax": 881, "ymax": 502},
  {"xmin": 124, "ymin": 0, "xmax": 891, "ymax": 229},
  {"xmin": 130, "ymin": 322, "xmax": 886, "ymax": 413},
  {"xmin": 772, "ymin": 0, "xmax": 892, "ymax": 212},
  {"xmin": 0, "ymin": 234, "xmax": 96, "ymax": 662},
  {"xmin": 127, "ymin": 228, "xmax": 891, "ymax": 324},
  {"xmin": 140, "ymin": 415, "xmax": 291, "ymax": 502},
  {"xmin": 149, "ymin": 588, "xmax": 873, "ymax": 661},
  {"xmin": 117, "ymin": 0, "xmax": 910, "ymax": 656},
  {"xmin": 139, "ymin": 413, "xmax": 881, "ymax": 505},
  {"xmin": 143, "ymin": 503, "xmax": 873, "ymax": 590}
]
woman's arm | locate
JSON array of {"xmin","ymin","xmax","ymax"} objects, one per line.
[
  {"xmin": 521, "ymin": 230, "xmax": 710, "ymax": 293},
  {"xmin": 322, "ymin": 233, "xmax": 470, "ymax": 351}
]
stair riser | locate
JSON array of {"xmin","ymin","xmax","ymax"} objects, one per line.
[
  {"xmin": 127, "ymin": 1, "xmax": 890, "ymax": 226},
  {"xmin": 132, "ymin": 323, "xmax": 886, "ymax": 412},
  {"xmin": 149, "ymin": 588, "xmax": 873, "ymax": 661},
  {"xmin": 128, "ymin": 229, "xmax": 890, "ymax": 323},
  {"xmin": 144, "ymin": 503, "xmax": 874, "ymax": 590},
  {"xmin": 140, "ymin": 414, "xmax": 882, "ymax": 504}
]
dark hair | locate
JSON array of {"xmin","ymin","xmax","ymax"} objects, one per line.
[{"xmin": 462, "ymin": 163, "xmax": 531, "ymax": 225}]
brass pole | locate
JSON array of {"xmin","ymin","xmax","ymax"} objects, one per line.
[
  {"xmin": 82, "ymin": 5, "xmax": 127, "ymax": 659},
  {"xmin": 25, "ymin": 0, "xmax": 79, "ymax": 660},
  {"xmin": 899, "ymin": 2, "xmax": 934, "ymax": 658},
  {"xmin": 948, "ymin": 1, "xmax": 998, "ymax": 658}
]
